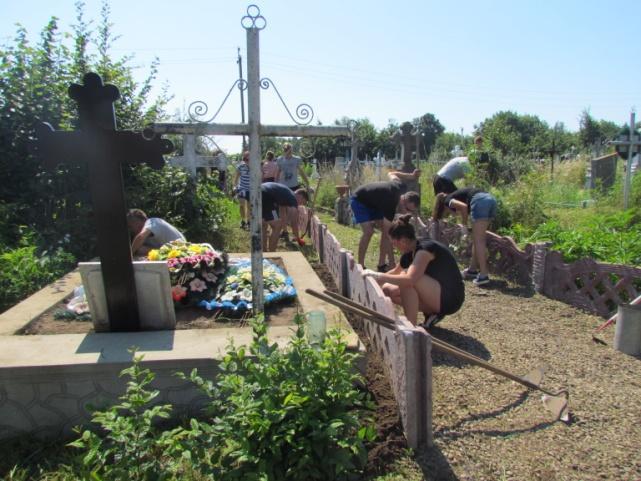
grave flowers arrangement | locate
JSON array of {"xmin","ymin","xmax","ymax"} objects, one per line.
[
  {"xmin": 199, "ymin": 258, "xmax": 296, "ymax": 312},
  {"xmin": 148, "ymin": 241, "xmax": 228, "ymax": 306}
]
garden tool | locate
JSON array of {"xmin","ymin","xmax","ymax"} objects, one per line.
[{"xmin": 306, "ymin": 288, "xmax": 570, "ymax": 422}]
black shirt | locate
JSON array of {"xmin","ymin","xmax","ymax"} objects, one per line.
[
  {"xmin": 353, "ymin": 179, "xmax": 407, "ymax": 221},
  {"xmin": 261, "ymin": 182, "xmax": 297, "ymax": 207},
  {"xmin": 444, "ymin": 187, "xmax": 483, "ymax": 209},
  {"xmin": 400, "ymin": 240, "xmax": 464, "ymax": 296}
]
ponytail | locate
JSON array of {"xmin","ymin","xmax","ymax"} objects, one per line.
[{"xmin": 389, "ymin": 214, "xmax": 416, "ymax": 240}]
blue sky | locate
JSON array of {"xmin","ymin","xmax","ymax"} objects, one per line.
[{"xmin": 2, "ymin": 0, "xmax": 640, "ymax": 153}]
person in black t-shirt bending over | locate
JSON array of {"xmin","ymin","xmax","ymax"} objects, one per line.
[
  {"xmin": 350, "ymin": 169, "xmax": 421, "ymax": 271},
  {"xmin": 362, "ymin": 214, "xmax": 464, "ymax": 327}
]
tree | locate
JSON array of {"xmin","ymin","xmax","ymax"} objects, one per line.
[
  {"xmin": 478, "ymin": 111, "xmax": 549, "ymax": 157},
  {"xmin": 579, "ymin": 109, "xmax": 621, "ymax": 150},
  {"xmin": 0, "ymin": 0, "xmax": 170, "ymax": 256},
  {"xmin": 413, "ymin": 113, "xmax": 445, "ymax": 158}
]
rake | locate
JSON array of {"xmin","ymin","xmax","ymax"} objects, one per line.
[{"xmin": 306, "ymin": 288, "xmax": 570, "ymax": 421}]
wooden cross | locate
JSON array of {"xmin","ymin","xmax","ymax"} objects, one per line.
[
  {"xmin": 34, "ymin": 72, "xmax": 173, "ymax": 331},
  {"xmin": 150, "ymin": 5, "xmax": 350, "ymax": 311},
  {"xmin": 391, "ymin": 121, "xmax": 420, "ymax": 193}
]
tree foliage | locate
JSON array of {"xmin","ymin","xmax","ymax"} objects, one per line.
[{"xmin": 0, "ymin": 1, "xmax": 170, "ymax": 258}]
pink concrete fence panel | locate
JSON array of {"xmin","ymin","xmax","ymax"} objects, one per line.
[
  {"xmin": 322, "ymin": 228, "xmax": 349, "ymax": 297},
  {"xmin": 534, "ymin": 246, "xmax": 641, "ymax": 318}
]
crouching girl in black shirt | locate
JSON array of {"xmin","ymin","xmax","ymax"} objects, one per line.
[{"xmin": 363, "ymin": 214, "xmax": 465, "ymax": 326}]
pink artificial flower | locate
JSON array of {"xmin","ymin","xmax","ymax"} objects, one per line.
[
  {"xmin": 189, "ymin": 278, "xmax": 207, "ymax": 292},
  {"xmin": 203, "ymin": 272, "xmax": 218, "ymax": 283}
]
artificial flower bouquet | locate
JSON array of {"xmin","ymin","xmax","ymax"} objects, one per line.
[
  {"xmin": 199, "ymin": 258, "xmax": 296, "ymax": 312},
  {"xmin": 148, "ymin": 241, "xmax": 228, "ymax": 306}
]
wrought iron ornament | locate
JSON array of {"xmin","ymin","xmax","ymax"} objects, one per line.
[
  {"xmin": 188, "ymin": 79, "xmax": 248, "ymax": 123},
  {"xmin": 260, "ymin": 78, "xmax": 314, "ymax": 126},
  {"xmin": 241, "ymin": 4, "xmax": 266, "ymax": 30}
]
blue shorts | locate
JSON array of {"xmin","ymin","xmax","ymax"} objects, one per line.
[
  {"xmin": 350, "ymin": 197, "xmax": 383, "ymax": 224},
  {"xmin": 470, "ymin": 192, "xmax": 497, "ymax": 222},
  {"xmin": 237, "ymin": 189, "xmax": 250, "ymax": 201}
]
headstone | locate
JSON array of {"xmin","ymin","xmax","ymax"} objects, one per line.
[
  {"xmin": 589, "ymin": 153, "xmax": 618, "ymax": 190},
  {"xmin": 79, "ymin": 261, "xmax": 176, "ymax": 332},
  {"xmin": 392, "ymin": 121, "xmax": 420, "ymax": 193}
]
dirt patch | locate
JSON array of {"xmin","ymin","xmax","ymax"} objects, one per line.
[
  {"xmin": 312, "ymin": 255, "xmax": 641, "ymax": 480},
  {"xmin": 20, "ymin": 298, "xmax": 300, "ymax": 335}
]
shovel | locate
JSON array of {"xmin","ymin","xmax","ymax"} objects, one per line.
[{"xmin": 307, "ymin": 288, "xmax": 570, "ymax": 422}]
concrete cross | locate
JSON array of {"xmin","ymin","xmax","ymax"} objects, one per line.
[
  {"xmin": 391, "ymin": 121, "xmax": 420, "ymax": 193},
  {"xmin": 168, "ymin": 134, "xmax": 228, "ymax": 187},
  {"xmin": 609, "ymin": 112, "xmax": 641, "ymax": 209},
  {"xmin": 150, "ymin": 5, "xmax": 350, "ymax": 311},
  {"xmin": 34, "ymin": 72, "xmax": 173, "ymax": 331}
]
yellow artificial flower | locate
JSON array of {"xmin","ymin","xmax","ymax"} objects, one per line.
[
  {"xmin": 147, "ymin": 249, "xmax": 160, "ymax": 261},
  {"xmin": 167, "ymin": 249, "xmax": 182, "ymax": 259}
]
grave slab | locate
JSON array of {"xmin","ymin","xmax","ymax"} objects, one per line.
[{"xmin": 0, "ymin": 251, "xmax": 364, "ymax": 441}]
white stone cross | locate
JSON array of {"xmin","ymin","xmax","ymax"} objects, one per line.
[
  {"xmin": 609, "ymin": 111, "xmax": 640, "ymax": 209},
  {"xmin": 168, "ymin": 134, "xmax": 228, "ymax": 178},
  {"xmin": 150, "ymin": 5, "xmax": 350, "ymax": 311}
]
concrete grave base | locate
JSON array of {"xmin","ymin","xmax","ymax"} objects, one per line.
[{"xmin": 0, "ymin": 252, "xmax": 364, "ymax": 441}]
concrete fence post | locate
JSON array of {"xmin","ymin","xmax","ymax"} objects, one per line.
[
  {"xmin": 614, "ymin": 304, "xmax": 641, "ymax": 356},
  {"xmin": 318, "ymin": 224, "xmax": 326, "ymax": 264},
  {"xmin": 532, "ymin": 242, "xmax": 551, "ymax": 294}
]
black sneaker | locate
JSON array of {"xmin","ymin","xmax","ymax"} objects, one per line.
[
  {"xmin": 473, "ymin": 274, "xmax": 490, "ymax": 286},
  {"xmin": 419, "ymin": 313, "xmax": 443, "ymax": 330},
  {"xmin": 462, "ymin": 268, "xmax": 479, "ymax": 279}
]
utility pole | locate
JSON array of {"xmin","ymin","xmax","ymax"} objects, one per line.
[{"xmin": 237, "ymin": 47, "xmax": 247, "ymax": 150}]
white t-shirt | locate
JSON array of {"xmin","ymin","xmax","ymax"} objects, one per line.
[
  {"xmin": 437, "ymin": 156, "xmax": 471, "ymax": 181},
  {"xmin": 143, "ymin": 218, "xmax": 185, "ymax": 248}
]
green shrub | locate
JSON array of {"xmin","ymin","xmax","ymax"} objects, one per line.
[
  {"xmin": 180, "ymin": 316, "xmax": 374, "ymax": 480},
  {"xmin": 0, "ymin": 234, "xmax": 75, "ymax": 313},
  {"xmin": 69, "ymin": 349, "xmax": 183, "ymax": 481},
  {"xmin": 124, "ymin": 164, "xmax": 235, "ymax": 249}
]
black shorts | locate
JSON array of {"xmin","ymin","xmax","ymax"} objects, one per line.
[
  {"xmin": 263, "ymin": 177, "xmax": 276, "ymax": 182},
  {"xmin": 432, "ymin": 175, "xmax": 457, "ymax": 195},
  {"xmin": 439, "ymin": 283, "xmax": 465, "ymax": 316},
  {"xmin": 262, "ymin": 198, "xmax": 280, "ymax": 222}
]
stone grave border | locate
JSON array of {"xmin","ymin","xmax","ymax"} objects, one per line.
[
  {"xmin": 0, "ymin": 252, "xmax": 363, "ymax": 442},
  {"xmin": 310, "ymin": 215, "xmax": 432, "ymax": 448}
]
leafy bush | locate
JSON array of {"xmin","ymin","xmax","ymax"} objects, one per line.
[
  {"xmin": 180, "ymin": 316, "xmax": 374, "ymax": 480},
  {"xmin": 508, "ymin": 210, "xmax": 641, "ymax": 265},
  {"xmin": 69, "ymin": 349, "xmax": 183, "ymax": 481},
  {"xmin": 124, "ymin": 164, "xmax": 235, "ymax": 249},
  {"xmin": 0, "ymin": 233, "xmax": 75, "ymax": 313}
]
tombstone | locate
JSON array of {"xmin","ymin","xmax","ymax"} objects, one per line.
[
  {"xmin": 334, "ymin": 185, "xmax": 351, "ymax": 225},
  {"xmin": 80, "ymin": 261, "xmax": 176, "ymax": 331},
  {"xmin": 589, "ymin": 153, "xmax": 618, "ymax": 191},
  {"xmin": 34, "ymin": 72, "xmax": 174, "ymax": 332}
]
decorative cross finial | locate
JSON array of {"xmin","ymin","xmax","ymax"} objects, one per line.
[
  {"xmin": 69, "ymin": 72, "xmax": 120, "ymax": 131},
  {"xmin": 241, "ymin": 4, "xmax": 266, "ymax": 30}
]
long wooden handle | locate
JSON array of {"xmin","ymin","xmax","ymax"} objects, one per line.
[{"xmin": 307, "ymin": 288, "xmax": 565, "ymax": 397}]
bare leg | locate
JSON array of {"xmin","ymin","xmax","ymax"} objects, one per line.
[
  {"xmin": 382, "ymin": 283, "xmax": 402, "ymax": 305},
  {"xmin": 400, "ymin": 286, "xmax": 420, "ymax": 324},
  {"xmin": 379, "ymin": 218, "xmax": 395, "ymax": 266},
  {"xmin": 267, "ymin": 219, "xmax": 282, "ymax": 251},
  {"xmin": 287, "ymin": 206, "xmax": 301, "ymax": 239},
  {"xmin": 357, "ymin": 221, "xmax": 375, "ymax": 267},
  {"xmin": 239, "ymin": 198, "xmax": 249, "ymax": 223},
  {"xmin": 472, "ymin": 220, "xmax": 490, "ymax": 276}
]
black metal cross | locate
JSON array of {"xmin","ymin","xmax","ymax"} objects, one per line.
[{"xmin": 34, "ymin": 72, "xmax": 173, "ymax": 332}]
